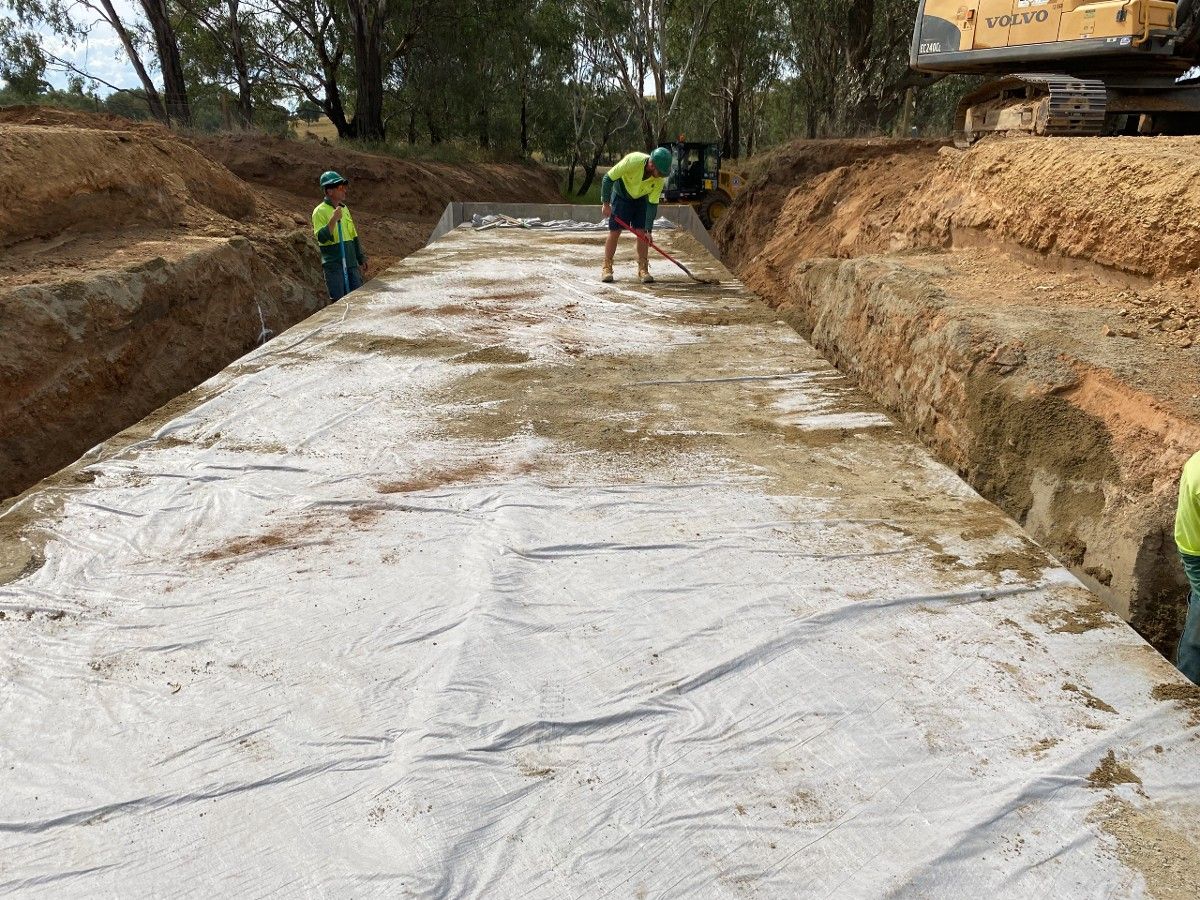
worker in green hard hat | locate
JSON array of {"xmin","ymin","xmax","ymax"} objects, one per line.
[
  {"xmin": 311, "ymin": 170, "xmax": 369, "ymax": 301},
  {"xmin": 601, "ymin": 147, "xmax": 672, "ymax": 284}
]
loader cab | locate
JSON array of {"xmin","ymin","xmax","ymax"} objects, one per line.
[{"xmin": 662, "ymin": 141, "xmax": 721, "ymax": 204}]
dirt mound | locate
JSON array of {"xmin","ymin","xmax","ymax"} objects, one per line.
[
  {"xmin": 719, "ymin": 134, "xmax": 1200, "ymax": 281},
  {"xmin": 195, "ymin": 132, "xmax": 562, "ymax": 220},
  {"xmin": 1, "ymin": 111, "xmax": 278, "ymax": 245},
  {"xmin": 0, "ymin": 104, "xmax": 162, "ymax": 131},
  {"xmin": 716, "ymin": 139, "xmax": 944, "ymax": 266},
  {"xmin": 1, "ymin": 107, "xmax": 325, "ymax": 500},
  {"xmin": 911, "ymin": 137, "xmax": 1200, "ymax": 278}
]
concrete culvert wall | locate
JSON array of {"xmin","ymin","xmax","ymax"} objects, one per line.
[{"xmin": 719, "ymin": 137, "xmax": 1200, "ymax": 658}]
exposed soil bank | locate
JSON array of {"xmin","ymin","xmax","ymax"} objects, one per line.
[
  {"xmin": 719, "ymin": 138, "xmax": 1200, "ymax": 656},
  {"xmin": 0, "ymin": 107, "xmax": 564, "ymax": 501},
  {"xmin": 0, "ymin": 107, "xmax": 328, "ymax": 500},
  {"xmin": 197, "ymin": 133, "xmax": 562, "ymax": 219}
]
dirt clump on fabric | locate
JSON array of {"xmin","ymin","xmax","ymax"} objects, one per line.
[
  {"xmin": 718, "ymin": 135, "xmax": 1200, "ymax": 657},
  {"xmin": 1087, "ymin": 749, "xmax": 1143, "ymax": 789},
  {"xmin": 1151, "ymin": 681, "xmax": 1200, "ymax": 725},
  {"xmin": 1091, "ymin": 798, "xmax": 1200, "ymax": 899},
  {"xmin": 1062, "ymin": 682, "xmax": 1118, "ymax": 715}
]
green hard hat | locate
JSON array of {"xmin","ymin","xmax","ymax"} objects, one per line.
[
  {"xmin": 650, "ymin": 147, "xmax": 672, "ymax": 175},
  {"xmin": 320, "ymin": 170, "xmax": 348, "ymax": 189}
]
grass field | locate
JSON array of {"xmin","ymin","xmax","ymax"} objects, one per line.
[
  {"xmin": 291, "ymin": 118, "xmax": 340, "ymax": 141},
  {"xmin": 559, "ymin": 167, "xmax": 607, "ymax": 205}
]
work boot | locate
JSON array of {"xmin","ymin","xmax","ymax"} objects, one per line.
[
  {"xmin": 601, "ymin": 261, "xmax": 614, "ymax": 283},
  {"xmin": 639, "ymin": 263, "xmax": 654, "ymax": 285}
]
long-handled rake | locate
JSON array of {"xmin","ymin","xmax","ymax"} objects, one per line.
[{"xmin": 611, "ymin": 214, "xmax": 719, "ymax": 284}]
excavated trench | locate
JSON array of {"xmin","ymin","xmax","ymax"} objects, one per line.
[
  {"xmin": 718, "ymin": 137, "xmax": 1200, "ymax": 659},
  {"xmin": 0, "ymin": 107, "xmax": 562, "ymax": 504}
]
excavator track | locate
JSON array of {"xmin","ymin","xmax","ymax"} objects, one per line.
[{"xmin": 956, "ymin": 74, "xmax": 1108, "ymax": 144}]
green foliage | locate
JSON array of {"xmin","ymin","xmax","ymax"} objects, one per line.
[
  {"xmin": 913, "ymin": 75, "xmax": 984, "ymax": 136},
  {"xmin": 0, "ymin": 18, "xmax": 47, "ymax": 99},
  {"xmin": 563, "ymin": 171, "xmax": 603, "ymax": 204},
  {"xmin": 1, "ymin": 0, "xmax": 974, "ymax": 163},
  {"xmin": 105, "ymin": 90, "xmax": 153, "ymax": 120},
  {"xmin": 347, "ymin": 138, "xmax": 525, "ymax": 165},
  {"xmin": 296, "ymin": 99, "xmax": 323, "ymax": 123}
]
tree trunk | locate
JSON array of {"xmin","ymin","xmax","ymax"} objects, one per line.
[
  {"xmin": 640, "ymin": 109, "xmax": 655, "ymax": 151},
  {"xmin": 567, "ymin": 152, "xmax": 578, "ymax": 193},
  {"xmin": 227, "ymin": 0, "xmax": 254, "ymax": 127},
  {"xmin": 324, "ymin": 75, "xmax": 350, "ymax": 137},
  {"xmin": 346, "ymin": 0, "xmax": 386, "ymax": 140},
  {"xmin": 425, "ymin": 106, "xmax": 443, "ymax": 144},
  {"xmin": 98, "ymin": 0, "xmax": 169, "ymax": 123},
  {"xmin": 724, "ymin": 93, "xmax": 734, "ymax": 160},
  {"xmin": 578, "ymin": 157, "xmax": 600, "ymax": 195},
  {"xmin": 478, "ymin": 104, "xmax": 490, "ymax": 149},
  {"xmin": 407, "ymin": 106, "xmax": 416, "ymax": 145},
  {"xmin": 745, "ymin": 93, "xmax": 756, "ymax": 159},
  {"xmin": 139, "ymin": 0, "xmax": 191, "ymax": 125},
  {"xmin": 520, "ymin": 78, "xmax": 529, "ymax": 156}
]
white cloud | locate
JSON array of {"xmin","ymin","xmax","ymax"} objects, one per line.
[{"xmin": 3, "ymin": 1, "xmax": 149, "ymax": 95}]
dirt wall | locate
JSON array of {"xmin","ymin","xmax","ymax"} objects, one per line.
[
  {"xmin": 196, "ymin": 133, "xmax": 563, "ymax": 220},
  {"xmin": 1, "ymin": 235, "xmax": 323, "ymax": 500},
  {"xmin": 721, "ymin": 135, "xmax": 1200, "ymax": 284}
]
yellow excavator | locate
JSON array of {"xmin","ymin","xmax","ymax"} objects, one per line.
[{"xmin": 911, "ymin": 0, "xmax": 1200, "ymax": 141}]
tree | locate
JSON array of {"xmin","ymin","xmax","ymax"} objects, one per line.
[
  {"xmin": 784, "ymin": 0, "xmax": 922, "ymax": 136},
  {"xmin": 138, "ymin": 0, "xmax": 192, "ymax": 124},
  {"xmin": 0, "ymin": 19, "xmax": 48, "ymax": 98},
  {"xmin": 296, "ymin": 98, "xmax": 322, "ymax": 122},
  {"xmin": 703, "ymin": 0, "xmax": 786, "ymax": 157},
  {"xmin": 344, "ymin": 0, "xmax": 429, "ymax": 139},
  {"xmin": 3, "ymin": 0, "xmax": 188, "ymax": 124},
  {"xmin": 253, "ymin": 0, "xmax": 352, "ymax": 136},
  {"xmin": 176, "ymin": 0, "xmax": 260, "ymax": 126},
  {"xmin": 585, "ymin": 0, "xmax": 717, "ymax": 147}
]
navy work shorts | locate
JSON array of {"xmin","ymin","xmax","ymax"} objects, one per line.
[{"xmin": 608, "ymin": 191, "xmax": 649, "ymax": 232}]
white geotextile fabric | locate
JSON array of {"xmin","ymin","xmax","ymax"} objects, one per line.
[{"xmin": 1, "ymin": 225, "xmax": 1199, "ymax": 897}]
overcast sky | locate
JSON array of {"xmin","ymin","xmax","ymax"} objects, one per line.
[{"xmin": 4, "ymin": 0, "xmax": 143, "ymax": 94}]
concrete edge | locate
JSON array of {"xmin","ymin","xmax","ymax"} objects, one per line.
[{"xmin": 427, "ymin": 202, "xmax": 720, "ymax": 259}]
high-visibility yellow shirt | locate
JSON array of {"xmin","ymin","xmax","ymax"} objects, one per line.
[
  {"xmin": 312, "ymin": 200, "xmax": 366, "ymax": 268},
  {"xmin": 1177, "ymin": 451, "xmax": 1200, "ymax": 555},
  {"xmin": 606, "ymin": 152, "xmax": 666, "ymax": 204}
]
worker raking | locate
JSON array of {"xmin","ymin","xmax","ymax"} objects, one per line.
[{"xmin": 600, "ymin": 147, "xmax": 672, "ymax": 284}]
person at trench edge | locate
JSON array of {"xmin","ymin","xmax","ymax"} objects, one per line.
[
  {"xmin": 600, "ymin": 147, "xmax": 672, "ymax": 284},
  {"xmin": 312, "ymin": 170, "xmax": 369, "ymax": 301}
]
